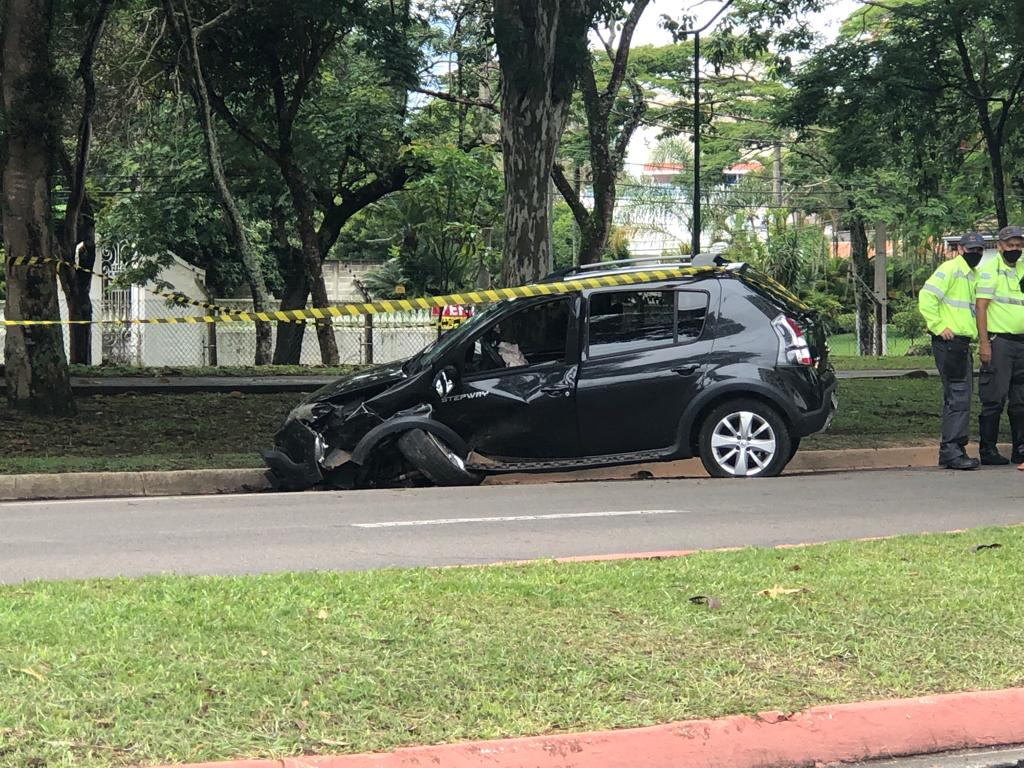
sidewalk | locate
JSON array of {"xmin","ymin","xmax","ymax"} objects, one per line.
[
  {"xmin": 153, "ymin": 689, "xmax": 1024, "ymax": 768},
  {"xmin": 0, "ymin": 444, "xmax": 1009, "ymax": 502}
]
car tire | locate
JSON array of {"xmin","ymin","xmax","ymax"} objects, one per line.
[
  {"xmin": 397, "ymin": 429, "xmax": 483, "ymax": 487},
  {"xmin": 788, "ymin": 437, "xmax": 801, "ymax": 464},
  {"xmin": 698, "ymin": 399, "xmax": 791, "ymax": 479}
]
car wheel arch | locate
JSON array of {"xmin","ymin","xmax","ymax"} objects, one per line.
[
  {"xmin": 679, "ymin": 383, "xmax": 797, "ymax": 456},
  {"xmin": 350, "ymin": 416, "xmax": 469, "ymax": 467}
]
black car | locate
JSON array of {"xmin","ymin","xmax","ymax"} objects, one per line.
[{"xmin": 263, "ymin": 256, "xmax": 837, "ymax": 490}]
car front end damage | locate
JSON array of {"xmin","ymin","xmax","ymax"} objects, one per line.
[{"xmin": 262, "ymin": 364, "xmax": 428, "ymax": 491}]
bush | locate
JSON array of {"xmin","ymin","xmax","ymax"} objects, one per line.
[
  {"xmin": 893, "ymin": 309, "xmax": 926, "ymax": 343},
  {"xmin": 832, "ymin": 312, "xmax": 857, "ymax": 334}
]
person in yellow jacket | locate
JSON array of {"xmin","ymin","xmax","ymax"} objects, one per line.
[
  {"xmin": 919, "ymin": 232, "xmax": 985, "ymax": 470},
  {"xmin": 976, "ymin": 225, "xmax": 1024, "ymax": 465}
]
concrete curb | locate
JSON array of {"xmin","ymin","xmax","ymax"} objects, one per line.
[
  {"xmin": 0, "ymin": 444, "xmax": 1012, "ymax": 502},
  {"xmin": 0, "ymin": 468, "xmax": 272, "ymax": 501},
  {"xmin": 153, "ymin": 688, "xmax": 1024, "ymax": 768}
]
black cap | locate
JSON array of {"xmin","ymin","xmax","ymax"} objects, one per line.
[
  {"xmin": 960, "ymin": 232, "xmax": 986, "ymax": 250},
  {"xmin": 998, "ymin": 225, "xmax": 1024, "ymax": 241}
]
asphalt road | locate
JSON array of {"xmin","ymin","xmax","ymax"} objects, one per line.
[
  {"xmin": 2, "ymin": 467, "xmax": 1022, "ymax": 583},
  {"xmin": 850, "ymin": 747, "xmax": 1024, "ymax": 767}
]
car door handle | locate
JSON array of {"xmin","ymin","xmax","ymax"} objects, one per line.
[
  {"xmin": 673, "ymin": 365, "xmax": 700, "ymax": 376},
  {"xmin": 541, "ymin": 385, "xmax": 572, "ymax": 397}
]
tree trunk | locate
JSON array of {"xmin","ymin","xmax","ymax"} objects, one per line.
[
  {"xmin": 495, "ymin": 0, "xmax": 593, "ymax": 286},
  {"xmin": 581, "ymin": 166, "xmax": 616, "ymax": 265},
  {"xmin": 63, "ymin": 200, "xmax": 96, "ymax": 365},
  {"xmin": 164, "ymin": 0, "xmax": 274, "ymax": 365},
  {"xmin": 849, "ymin": 214, "xmax": 873, "ymax": 357},
  {"xmin": 988, "ymin": 136, "xmax": 1008, "ymax": 229},
  {"xmin": 272, "ymin": 265, "xmax": 309, "ymax": 365},
  {"xmin": 282, "ymin": 165, "xmax": 340, "ymax": 365},
  {"xmin": 2, "ymin": 0, "xmax": 74, "ymax": 414},
  {"xmin": 57, "ymin": 0, "xmax": 111, "ymax": 366},
  {"xmin": 551, "ymin": 1, "xmax": 649, "ymax": 266}
]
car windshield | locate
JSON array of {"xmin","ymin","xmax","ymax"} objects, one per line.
[{"xmin": 404, "ymin": 301, "xmax": 509, "ymax": 373}]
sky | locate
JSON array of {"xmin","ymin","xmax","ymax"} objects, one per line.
[
  {"xmin": 618, "ymin": 0, "xmax": 862, "ymax": 170},
  {"xmin": 625, "ymin": 0, "xmax": 862, "ymax": 48}
]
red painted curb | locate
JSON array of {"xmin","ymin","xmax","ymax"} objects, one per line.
[{"xmin": 156, "ymin": 687, "xmax": 1024, "ymax": 768}]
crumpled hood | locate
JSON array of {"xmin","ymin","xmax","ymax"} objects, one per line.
[{"xmin": 301, "ymin": 363, "xmax": 407, "ymax": 407}]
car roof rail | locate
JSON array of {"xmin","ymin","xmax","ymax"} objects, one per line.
[
  {"xmin": 574, "ymin": 255, "xmax": 693, "ymax": 272},
  {"xmin": 690, "ymin": 252, "xmax": 749, "ymax": 272}
]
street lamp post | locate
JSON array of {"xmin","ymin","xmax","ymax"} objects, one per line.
[{"xmin": 685, "ymin": 0, "xmax": 735, "ymax": 257}]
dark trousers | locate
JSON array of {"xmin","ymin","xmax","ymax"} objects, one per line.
[
  {"xmin": 932, "ymin": 337, "xmax": 973, "ymax": 463},
  {"xmin": 979, "ymin": 336, "xmax": 1024, "ymax": 419}
]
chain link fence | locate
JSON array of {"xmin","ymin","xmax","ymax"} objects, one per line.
[
  {"xmin": 213, "ymin": 301, "xmax": 438, "ymax": 367},
  {"xmin": 0, "ymin": 298, "xmax": 439, "ymax": 369}
]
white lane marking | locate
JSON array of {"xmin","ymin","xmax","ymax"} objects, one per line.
[{"xmin": 351, "ymin": 509, "xmax": 687, "ymax": 529}]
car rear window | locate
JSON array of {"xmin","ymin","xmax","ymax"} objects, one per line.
[
  {"xmin": 588, "ymin": 289, "xmax": 709, "ymax": 357},
  {"xmin": 740, "ymin": 270, "xmax": 810, "ymax": 313}
]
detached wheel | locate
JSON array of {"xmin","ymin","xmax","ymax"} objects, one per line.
[
  {"xmin": 698, "ymin": 400, "xmax": 791, "ymax": 478},
  {"xmin": 397, "ymin": 429, "xmax": 482, "ymax": 487}
]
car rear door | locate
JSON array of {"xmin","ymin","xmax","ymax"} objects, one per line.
[
  {"xmin": 575, "ymin": 284, "xmax": 719, "ymax": 455},
  {"xmin": 433, "ymin": 295, "xmax": 582, "ymax": 459}
]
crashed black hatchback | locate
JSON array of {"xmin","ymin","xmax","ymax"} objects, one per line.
[{"xmin": 263, "ymin": 256, "xmax": 837, "ymax": 490}]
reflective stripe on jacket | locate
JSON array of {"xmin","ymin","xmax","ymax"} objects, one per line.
[
  {"xmin": 919, "ymin": 255, "xmax": 978, "ymax": 339},
  {"xmin": 976, "ymin": 254, "xmax": 1024, "ymax": 334}
]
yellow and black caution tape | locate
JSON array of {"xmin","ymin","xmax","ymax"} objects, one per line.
[
  {"xmin": 6, "ymin": 255, "xmax": 236, "ymax": 316},
  {"xmin": 1, "ymin": 264, "xmax": 718, "ymax": 327}
]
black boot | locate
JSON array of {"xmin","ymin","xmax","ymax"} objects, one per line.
[
  {"xmin": 979, "ymin": 413, "xmax": 1010, "ymax": 465},
  {"xmin": 1012, "ymin": 412, "xmax": 1024, "ymax": 464}
]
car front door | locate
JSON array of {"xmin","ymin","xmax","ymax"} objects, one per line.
[
  {"xmin": 576, "ymin": 286, "xmax": 718, "ymax": 455},
  {"xmin": 433, "ymin": 295, "xmax": 582, "ymax": 459}
]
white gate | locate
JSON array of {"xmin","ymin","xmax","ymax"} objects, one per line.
[{"xmin": 100, "ymin": 240, "xmax": 142, "ymax": 366}]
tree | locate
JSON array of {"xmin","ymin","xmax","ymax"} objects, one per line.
[
  {"xmin": 493, "ymin": 0, "xmax": 604, "ymax": 285},
  {"xmin": 792, "ymin": 0, "xmax": 1024, "ymax": 228},
  {"xmin": 551, "ymin": 0, "xmax": 650, "ymax": 265},
  {"xmin": 161, "ymin": 0, "xmax": 274, "ymax": 364},
  {"xmin": 2, "ymin": 0, "xmax": 75, "ymax": 413},
  {"xmin": 202, "ymin": 0, "xmax": 425, "ymax": 364},
  {"xmin": 56, "ymin": 0, "xmax": 114, "ymax": 366},
  {"xmin": 345, "ymin": 144, "xmax": 503, "ymax": 297}
]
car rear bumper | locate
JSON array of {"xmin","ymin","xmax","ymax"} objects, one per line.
[{"xmin": 792, "ymin": 369, "xmax": 838, "ymax": 436}]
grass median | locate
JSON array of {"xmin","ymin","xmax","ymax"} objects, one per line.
[
  {"xmin": 1, "ymin": 526, "xmax": 1022, "ymax": 767},
  {"xmin": 0, "ymin": 377, "xmax": 996, "ymax": 473}
]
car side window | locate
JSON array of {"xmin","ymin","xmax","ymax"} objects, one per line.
[
  {"xmin": 588, "ymin": 289, "xmax": 709, "ymax": 357},
  {"xmin": 677, "ymin": 290, "xmax": 710, "ymax": 341},
  {"xmin": 464, "ymin": 298, "xmax": 571, "ymax": 375}
]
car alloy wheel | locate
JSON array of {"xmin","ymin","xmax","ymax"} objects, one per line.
[{"xmin": 710, "ymin": 411, "xmax": 777, "ymax": 477}]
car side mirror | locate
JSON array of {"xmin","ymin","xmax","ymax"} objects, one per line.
[{"xmin": 433, "ymin": 366, "xmax": 459, "ymax": 399}]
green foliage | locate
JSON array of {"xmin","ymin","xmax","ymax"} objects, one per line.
[
  {"xmin": 833, "ymin": 312, "xmax": 856, "ymax": 335},
  {"xmin": 893, "ymin": 309, "xmax": 927, "ymax": 344},
  {"xmin": 347, "ymin": 144, "xmax": 503, "ymax": 297}
]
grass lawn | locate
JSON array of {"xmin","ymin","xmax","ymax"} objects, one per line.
[
  {"xmin": 831, "ymin": 355, "xmax": 933, "ymax": 371},
  {"xmin": 0, "ymin": 378, "xmax": 1000, "ymax": 473},
  {"xmin": 1, "ymin": 527, "xmax": 1022, "ymax": 767},
  {"xmin": 829, "ymin": 331, "xmax": 919, "ymax": 357},
  {"xmin": 0, "ymin": 393, "xmax": 297, "ymax": 475}
]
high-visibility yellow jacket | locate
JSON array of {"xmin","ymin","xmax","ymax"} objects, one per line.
[
  {"xmin": 976, "ymin": 254, "xmax": 1024, "ymax": 334},
  {"xmin": 919, "ymin": 255, "xmax": 978, "ymax": 338}
]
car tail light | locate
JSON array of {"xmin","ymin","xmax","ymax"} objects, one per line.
[{"xmin": 772, "ymin": 314, "xmax": 813, "ymax": 366}]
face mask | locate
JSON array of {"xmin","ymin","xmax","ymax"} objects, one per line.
[
  {"xmin": 964, "ymin": 251, "xmax": 983, "ymax": 268},
  {"xmin": 1004, "ymin": 249, "xmax": 1022, "ymax": 265}
]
